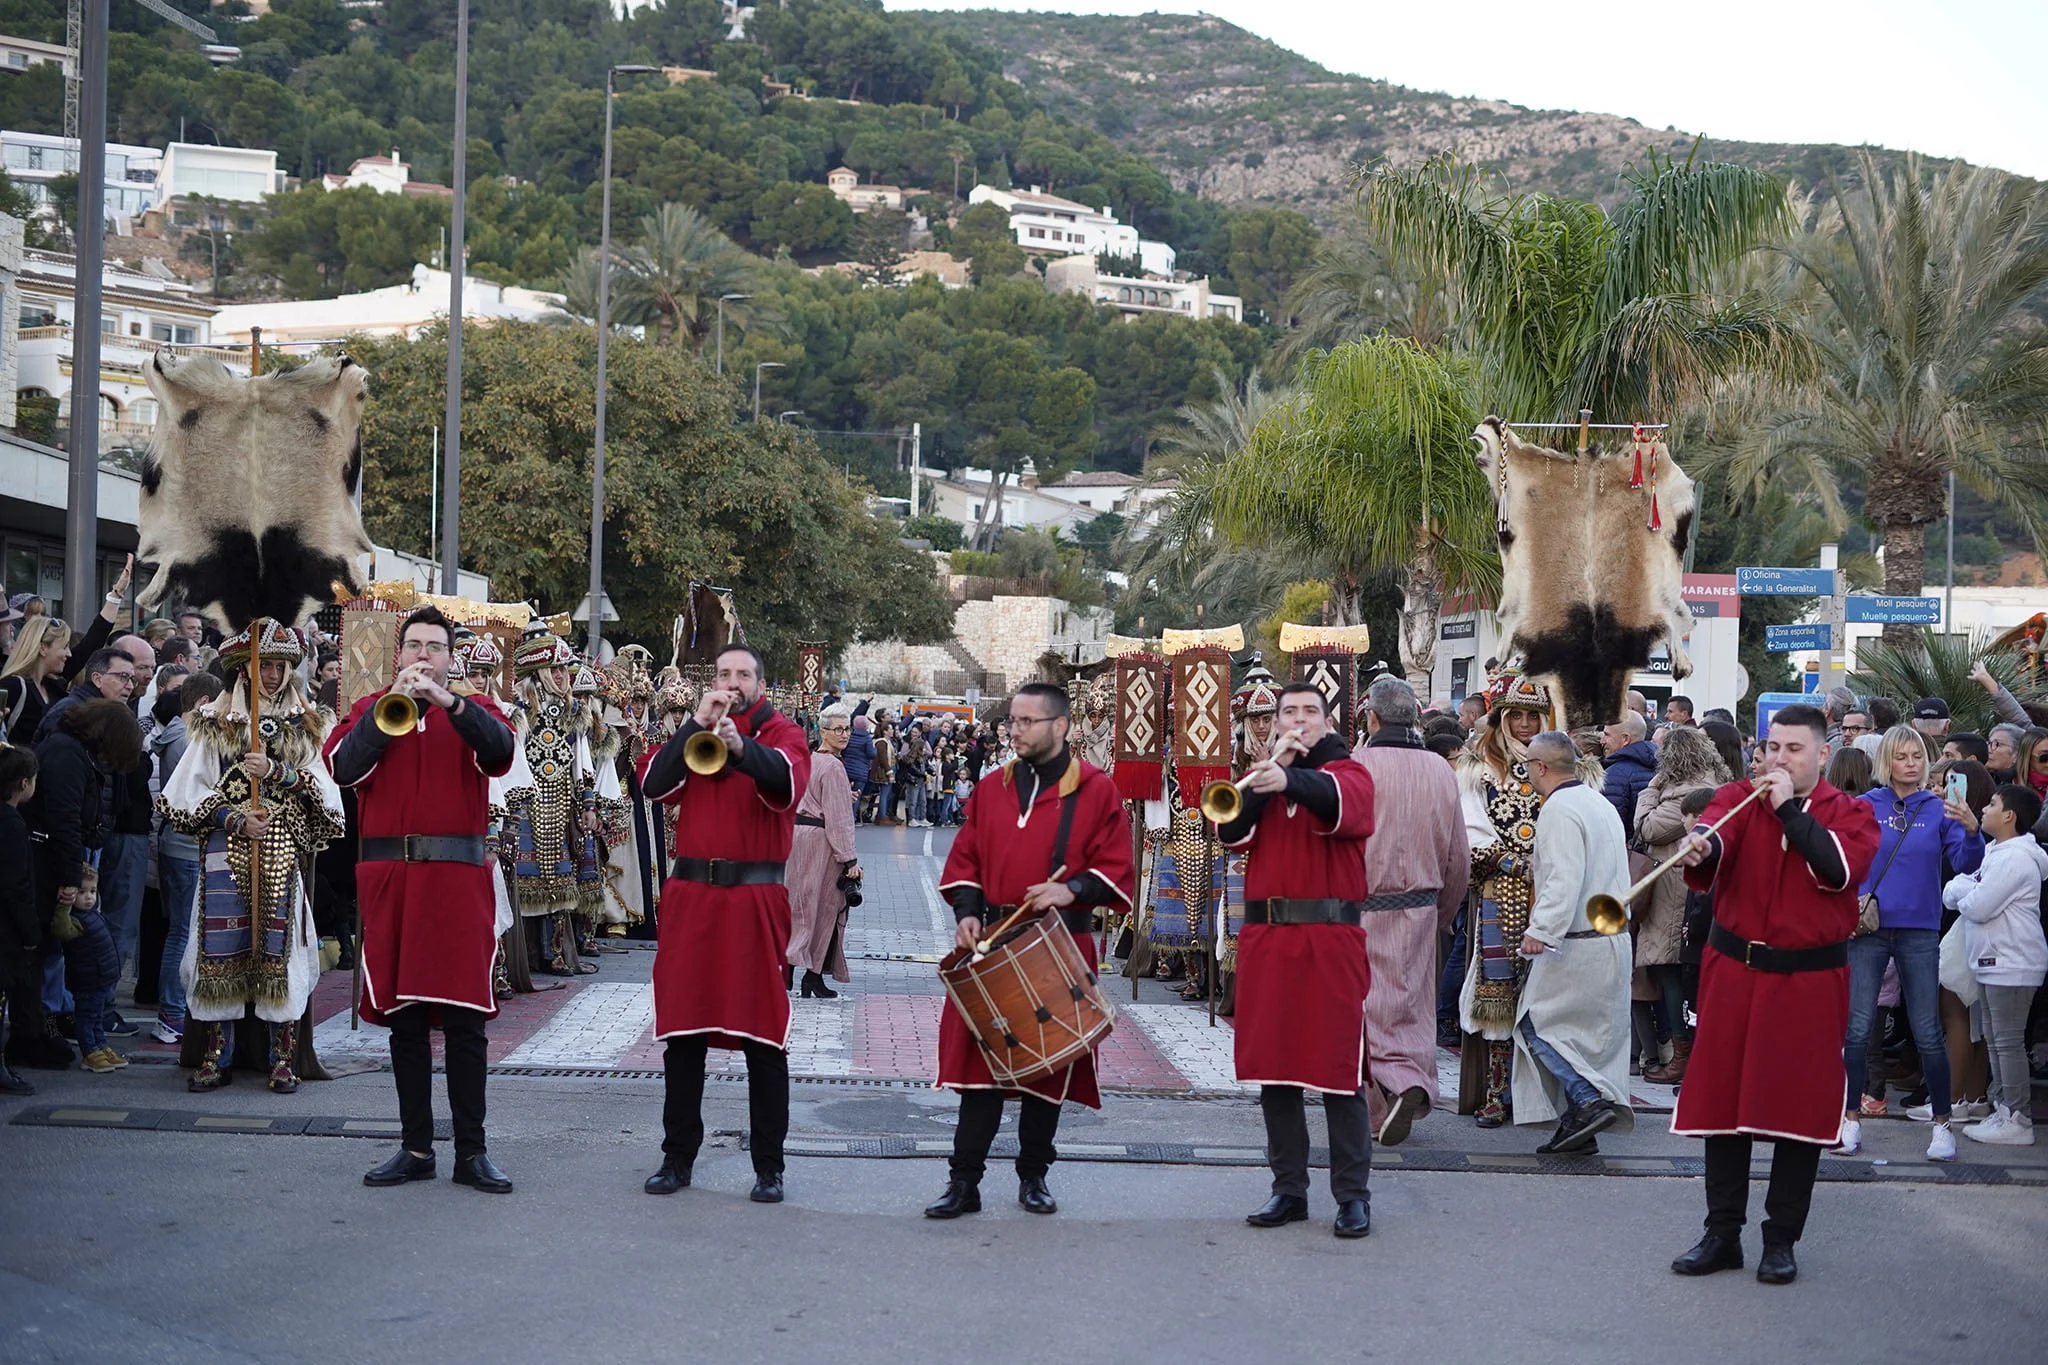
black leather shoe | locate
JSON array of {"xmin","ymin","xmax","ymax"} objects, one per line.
[
  {"xmin": 1018, "ymin": 1176, "xmax": 1057, "ymax": 1214},
  {"xmin": 1378, "ymin": 1086, "xmax": 1428, "ymax": 1146},
  {"xmin": 452, "ymin": 1152, "xmax": 513, "ymax": 1193},
  {"xmin": 1756, "ymin": 1242, "xmax": 1798, "ymax": 1285},
  {"xmin": 0, "ymin": 1065, "xmax": 34, "ymax": 1096},
  {"xmin": 1535, "ymin": 1107, "xmax": 1580, "ymax": 1154},
  {"xmin": 643, "ymin": 1159, "xmax": 691, "ymax": 1195},
  {"xmin": 924, "ymin": 1179, "xmax": 982, "ymax": 1218},
  {"xmin": 1245, "ymin": 1193, "xmax": 1310, "ymax": 1227},
  {"xmin": 1333, "ymin": 1199, "xmax": 1370, "ymax": 1239},
  {"xmin": 363, "ymin": 1149, "xmax": 437, "ymax": 1187},
  {"xmin": 1671, "ymin": 1232, "xmax": 1744, "ymax": 1276},
  {"xmin": 750, "ymin": 1172, "xmax": 785, "ymax": 1203},
  {"xmin": 1552, "ymin": 1099, "xmax": 1622, "ymax": 1151}
]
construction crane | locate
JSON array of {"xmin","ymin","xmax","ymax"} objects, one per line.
[{"xmin": 65, "ymin": 0, "xmax": 218, "ymax": 140}]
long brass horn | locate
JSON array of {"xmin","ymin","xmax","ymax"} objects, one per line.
[
  {"xmin": 373, "ymin": 690, "xmax": 420, "ymax": 737},
  {"xmin": 1584, "ymin": 781, "xmax": 1774, "ymax": 934},
  {"xmin": 683, "ymin": 727, "xmax": 730, "ymax": 776},
  {"xmin": 1199, "ymin": 776, "xmax": 1251, "ymax": 824}
]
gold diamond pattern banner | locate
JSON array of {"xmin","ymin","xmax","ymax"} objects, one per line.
[{"xmin": 1171, "ymin": 649, "xmax": 1233, "ymax": 808}]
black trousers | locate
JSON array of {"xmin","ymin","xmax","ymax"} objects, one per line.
[
  {"xmin": 951, "ymin": 1089, "xmax": 1061, "ymax": 1182},
  {"xmin": 1703, "ymin": 1134, "xmax": 1823, "ymax": 1246},
  {"xmin": 1262, "ymin": 1085, "xmax": 1373, "ymax": 1202},
  {"xmin": 389, "ymin": 1004, "xmax": 489, "ymax": 1161},
  {"xmin": 663, "ymin": 1035, "xmax": 789, "ymax": 1176}
]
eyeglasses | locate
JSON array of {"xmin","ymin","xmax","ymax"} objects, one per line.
[
  {"xmin": 400, "ymin": 640, "xmax": 451, "ymax": 655},
  {"xmin": 1008, "ymin": 715, "xmax": 1060, "ymax": 729}
]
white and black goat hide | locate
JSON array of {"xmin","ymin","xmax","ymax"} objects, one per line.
[
  {"xmin": 136, "ymin": 352, "xmax": 372, "ymax": 633},
  {"xmin": 1473, "ymin": 416, "xmax": 1696, "ymax": 730}
]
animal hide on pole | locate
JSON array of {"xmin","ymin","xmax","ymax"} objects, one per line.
[
  {"xmin": 136, "ymin": 352, "xmax": 373, "ymax": 636},
  {"xmin": 1472, "ymin": 416, "xmax": 1697, "ymax": 730}
]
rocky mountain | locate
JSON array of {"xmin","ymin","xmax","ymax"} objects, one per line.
[{"xmin": 924, "ymin": 9, "xmax": 1955, "ymax": 222}]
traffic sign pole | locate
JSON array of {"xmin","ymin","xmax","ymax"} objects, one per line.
[{"xmin": 1820, "ymin": 543, "xmax": 1842, "ymax": 694}]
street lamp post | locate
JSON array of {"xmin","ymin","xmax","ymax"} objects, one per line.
[
  {"xmin": 588, "ymin": 62, "xmax": 658, "ymax": 654},
  {"xmin": 439, "ymin": 0, "xmax": 471, "ymax": 593},
  {"xmin": 753, "ymin": 361, "xmax": 784, "ymax": 423},
  {"xmin": 716, "ymin": 292, "xmax": 749, "ymax": 376},
  {"xmin": 777, "ymin": 410, "xmax": 803, "ymax": 425}
]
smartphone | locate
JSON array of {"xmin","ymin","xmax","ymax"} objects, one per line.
[{"xmin": 1945, "ymin": 771, "xmax": 1968, "ymax": 805}]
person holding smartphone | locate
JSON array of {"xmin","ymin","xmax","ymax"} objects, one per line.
[{"xmin": 1839, "ymin": 726, "xmax": 1985, "ymax": 1162}]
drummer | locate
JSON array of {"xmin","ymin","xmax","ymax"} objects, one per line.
[
  {"xmin": 925, "ymin": 682, "xmax": 1136, "ymax": 1220},
  {"xmin": 1218, "ymin": 683, "xmax": 1379, "ymax": 1239}
]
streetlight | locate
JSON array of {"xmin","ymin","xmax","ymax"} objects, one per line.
[
  {"xmin": 777, "ymin": 410, "xmax": 803, "ymax": 425},
  {"xmin": 716, "ymin": 292, "xmax": 750, "ymax": 376},
  {"xmin": 753, "ymin": 361, "xmax": 784, "ymax": 423},
  {"xmin": 588, "ymin": 61, "xmax": 659, "ymax": 653}
]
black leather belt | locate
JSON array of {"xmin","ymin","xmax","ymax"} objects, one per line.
[
  {"xmin": 669, "ymin": 857, "xmax": 786, "ymax": 888},
  {"xmin": 360, "ymin": 835, "xmax": 487, "ymax": 865},
  {"xmin": 795, "ymin": 815, "xmax": 825, "ymax": 828},
  {"xmin": 1358, "ymin": 889, "xmax": 1438, "ymax": 913},
  {"xmin": 1564, "ymin": 929, "xmax": 1608, "ymax": 940},
  {"xmin": 985, "ymin": 903, "xmax": 1096, "ymax": 937},
  {"xmin": 1709, "ymin": 921, "xmax": 1849, "ymax": 974},
  {"xmin": 1244, "ymin": 898, "xmax": 1363, "ymax": 926}
]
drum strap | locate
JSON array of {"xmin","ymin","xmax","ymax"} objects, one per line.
[{"xmin": 1050, "ymin": 791, "xmax": 1081, "ymax": 880}]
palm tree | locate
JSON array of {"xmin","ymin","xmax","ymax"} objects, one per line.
[
  {"xmin": 1277, "ymin": 218, "xmax": 1458, "ymax": 366},
  {"xmin": 614, "ymin": 204, "xmax": 757, "ymax": 349},
  {"xmin": 1711, "ymin": 155, "xmax": 2048, "ymax": 641},
  {"xmin": 1192, "ymin": 336, "xmax": 1501, "ymax": 685},
  {"xmin": 1361, "ymin": 151, "xmax": 1798, "ymax": 423},
  {"xmin": 1853, "ymin": 627, "xmax": 2041, "ymax": 734},
  {"xmin": 1149, "ymin": 367, "xmax": 1297, "ymax": 472}
]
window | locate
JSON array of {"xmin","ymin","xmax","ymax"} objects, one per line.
[
  {"xmin": 27, "ymin": 145, "xmax": 43, "ymax": 170},
  {"xmin": 129, "ymin": 321, "xmax": 143, "ymax": 336},
  {"xmin": 100, "ymin": 315, "xmax": 117, "ymax": 334},
  {"xmin": 972, "ymin": 503, "xmax": 982, "ymax": 519},
  {"xmin": 149, "ymin": 322, "xmax": 196, "ymax": 345},
  {"xmin": 131, "ymin": 398, "xmax": 157, "ymax": 425},
  {"xmin": 1028, "ymin": 227, "xmax": 1043, "ymax": 239}
]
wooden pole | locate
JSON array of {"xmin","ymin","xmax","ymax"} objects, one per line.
[
  {"xmin": 1206, "ymin": 824, "xmax": 1218, "ymax": 1028},
  {"xmin": 1130, "ymin": 800, "xmax": 1144, "ymax": 1001}
]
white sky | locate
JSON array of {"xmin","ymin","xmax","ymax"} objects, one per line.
[{"xmin": 888, "ymin": 1, "xmax": 2048, "ymax": 180}]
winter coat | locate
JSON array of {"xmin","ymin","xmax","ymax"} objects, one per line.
[
  {"xmin": 26, "ymin": 726, "xmax": 107, "ymax": 931},
  {"xmin": 1942, "ymin": 834, "xmax": 2048, "ymax": 988},
  {"xmin": 1601, "ymin": 741, "xmax": 1658, "ymax": 834},
  {"xmin": 0, "ymin": 802, "xmax": 38, "ymax": 957},
  {"xmin": 1631, "ymin": 772, "xmax": 1717, "ymax": 966},
  {"xmin": 842, "ymin": 729, "xmax": 875, "ymax": 791}
]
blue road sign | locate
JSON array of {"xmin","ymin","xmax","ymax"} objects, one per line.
[
  {"xmin": 1845, "ymin": 595, "xmax": 1942, "ymax": 625},
  {"xmin": 1736, "ymin": 566, "xmax": 1838, "ymax": 596},
  {"xmin": 1754, "ymin": 691, "xmax": 1812, "ymax": 739},
  {"xmin": 1765, "ymin": 622, "xmax": 1833, "ymax": 652}
]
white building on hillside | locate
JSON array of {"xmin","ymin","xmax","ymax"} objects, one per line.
[
  {"xmin": 967, "ymin": 184, "xmax": 1174, "ymax": 275},
  {"xmin": 208, "ymin": 263, "xmax": 564, "ymax": 344},
  {"xmin": 0, "ymin": 34, "xmax": 72, "ymax": 76},
  {"xmin": 14, "ymin": 247, "xmax": 239, "ymax": 449},
  {"xmin": 1, "ymin": 131, "xmax": 161, "ymax": 224},
  {"xmin": 316, "ymin": 149, "xmax": 453, "ymax": 198},
  {"xmin": 155, "ymin": 142, "xmax": 284, "ymax": 206},
  {"xmin": 925, "ymin": 462, "xmax": 1177, "ymax": 537},
  {"xmin": 1043, "ymin": 255, "xmax": 1242, "ymax": 323},
  {"xmin": 826, "ymin": 166, "xmax": 903, "ymax": 213}
]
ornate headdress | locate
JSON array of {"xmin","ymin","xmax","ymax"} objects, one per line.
[
  {"xmin": 1485, "ymin": 669, "xmax": 1553, "ymax": 715},
  {"xmin": 217, "ymin": 619, "xmax": 309, "ymax": 674},
  {"xmin": 512, "ymin": 623, "xmax": 577, "ymax": 680},
  {"xmin": 571, "ymin": 663, "xmax": 600, "ymax": 696},
  {"xmin": 453, "ymin": 627, "xmax": 503, "ymax": 681}
]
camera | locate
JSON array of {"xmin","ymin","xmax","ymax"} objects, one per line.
[{"xmin": 836, "ymin": 868, "xmax": 863, "ymax": 908}]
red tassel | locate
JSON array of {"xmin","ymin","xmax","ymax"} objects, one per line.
[
  {"xmin": 1649, "ymin": 493, "xmax": 1662, "ymax": 531},
  {"xmin": 1113, "ymin": 762, "xmax": 1162, "ymax": 803},
  {"xmin": 1629, "ymin": 446, "xmax": 1644, "ymax": 489},
  {"xmin": 1177, "ymin": 766, "xmax": 1230, "ymax": 811}
]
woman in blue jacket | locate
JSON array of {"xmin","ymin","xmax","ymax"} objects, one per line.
[{"xmin": 1840, "ymin": 726, "xmax": 1984, "ymax": 1162}]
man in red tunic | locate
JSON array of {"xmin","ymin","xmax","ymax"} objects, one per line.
[
  {"xmin": 637, "ymin": 644, "xmax": 810, "ymax": 1205},
  {"xmin": 1222, "ymin": 683, "xmax": 1378, "ymax": 1239},
  {"xmin": 1671, "ymin": 703, "xmax": 1880, "ymax": 1285},
  {"xmin": 325, "ymin": 606, "xmax": 519, "ymax": 1193},
  {"xmin": 924, "ymin": 682, "xmax": 1134, "ymax": 1220}
]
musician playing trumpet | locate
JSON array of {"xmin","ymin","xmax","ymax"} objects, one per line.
[{"xmin": 1668, "ymin": 703, "xmax": 1880, "ymax": 1287}]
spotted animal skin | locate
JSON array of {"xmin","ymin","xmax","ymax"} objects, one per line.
[
  {"xmin": 1472, "ymin": 416, "xmax": 1696, "ymax": 730},
  {"xmin": 136, "ymin": 352, "xmax": 373, "ymax": 633}
]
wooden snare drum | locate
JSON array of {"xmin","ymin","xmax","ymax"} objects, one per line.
[{"xmin": 938, "ymin": 907, "xmax": 1114, "ymax": 1086}]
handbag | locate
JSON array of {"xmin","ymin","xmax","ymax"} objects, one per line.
[
  {"xmin": 1938, "ymin": 918, "xmax": 1980, "ymax": 1006},
  {"xmin": 1856, "ymin": 801, "xmax": 1914, "ymax": 937}
]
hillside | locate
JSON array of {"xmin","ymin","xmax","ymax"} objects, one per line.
[{"xmin": 919, "ymin": 9, "xmax": 1967, "ymax": 221}]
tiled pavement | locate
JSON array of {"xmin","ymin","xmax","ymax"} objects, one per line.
[{"xmin": 131, "ymin": 824, "xmax": 1681, "ymax": 1106}]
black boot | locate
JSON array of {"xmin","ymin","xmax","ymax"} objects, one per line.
[
  {"xmin": 643, "ymin": 1158, "xmax": 692, "ymax": 1195},
  {"xmin": 800, "ymin": 971, "xmax": 839, "ymax": 999},
  {"xmin": 924, "ymin": 1179, "xmax": 981, "ymax": 1218},
  {"xmin": 783, "ymin": 964, "xmax": 795, "ymax": 992},
  {"xmin": 1245, "ymin": 1193, "xmax": 1309, "ymax": 1227},
  {"xmin": 1671, "ymin": 1232, "xmax": 1744, "ymax": 1276},
  {"xmin": 1017, "ymin": 1175, "xmax": 1057, "ymax": 1215},
  {"xmin": 749, "ymin": 1170, "xmax": 785, "ymax": 1203},
  {"xmin": 1756, "ymin": 1242, "xmax": 1798, "ymax": 1285}
]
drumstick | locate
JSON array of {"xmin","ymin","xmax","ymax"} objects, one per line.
[{"xmin": 978, "ymin": 866, "xmax": 1070, "ymax": 955}]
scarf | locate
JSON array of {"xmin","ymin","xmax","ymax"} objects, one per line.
[{"xmin": 1365, "ymin": 723, "xmax": 1427, "ymax": 751}]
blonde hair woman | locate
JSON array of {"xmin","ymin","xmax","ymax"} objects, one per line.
[
  {"xmin": 1, "ymin": 616, "xmax": 74, "ymax": 744},
  {"xmin": 1632, "ymin": 726, "xmax": 1731, "ymax": 1085}
]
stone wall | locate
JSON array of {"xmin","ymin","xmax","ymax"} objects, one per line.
[{"xmin": 838, "ymin": 594, "xmax": 1109, "ymax": 695}]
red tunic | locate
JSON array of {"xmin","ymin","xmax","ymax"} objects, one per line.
[
  {"xmin": 936, "ymin": 756, "xmax": 1134, "ymax": 1108},
  {"xmin": 326, "ymin": 690, "xmax": 514, "ymax": 1026},
  {"xmin": 1227, "ymin": 754, "xmax": 1377, "ymax": 1093},
  {"xmin": 639, "ymin": 706, "xmax": 810, "ymax": 1051},
  {"xmin": 1672, "ymin": 779, "xmax": 1881, "ymax": 1145}
]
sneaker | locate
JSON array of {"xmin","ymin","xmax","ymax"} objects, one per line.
[
  {"xmin": 1955, "ymin": 1098, "xmax": 1993, "ymax": 1121},
  {"xmin": 1903, "ymin": 1102, "xmax": 1942, "ymax": 1122},
  {"xmin": 80, "ymin": 1047, "xmax": 122, "ymax": 1073},
  {"xmin": 151, "ymin": 1017, "xmax": 185, "ymax": 1045},
  {"xmin": 1858, "ymin": 1095, "xmax": 1888, "ymax": 1117},
  {"xmin": 1926, "ymin": 1122, "xmax": 1957, "ymax": 1162},
  {"xmin": 1963, "ymin": 1109, "xmax": 2013, "ymax": 1143},
  {"xmin": 105, "ymin": 1013, "xmax": 139, "ymax": 1038},
  {"xmin": 1831, "ymin": 1118, "xmax": 1862, "ymax": 1155},
  {"xmin": 1967, "ymin": 1112, "xmax": 2035, "ymax": 1147}
]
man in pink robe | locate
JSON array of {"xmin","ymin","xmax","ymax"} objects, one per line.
[{"xmin": 1352, "ymin": 675, "xmax": 1470, "ymax": 1144}]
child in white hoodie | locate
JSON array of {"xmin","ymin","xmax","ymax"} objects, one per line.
[{"xmin": 1941, "ymin": 783, "xmax": 2048, "ymax": 1145}]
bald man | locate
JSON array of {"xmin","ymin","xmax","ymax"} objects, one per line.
[{"xmin": 1601, "ymin": 711, "xmax": 1657, "ymax": 834}]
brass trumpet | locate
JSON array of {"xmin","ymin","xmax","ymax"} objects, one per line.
[
  {"xmin": 374, "ymin": 689, "xmax": 420, "ymax": 736},
  {"xmin": 684, "ymin": 692, "xmax": 734, "ymax": 775},
  {"xmin": 1583, "ymin": 780, "xmax": 1774, "ymax": 934},
  {"xmin": 1199, "ymin": 731, "xmax": 1306, "ymax": 824}
]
